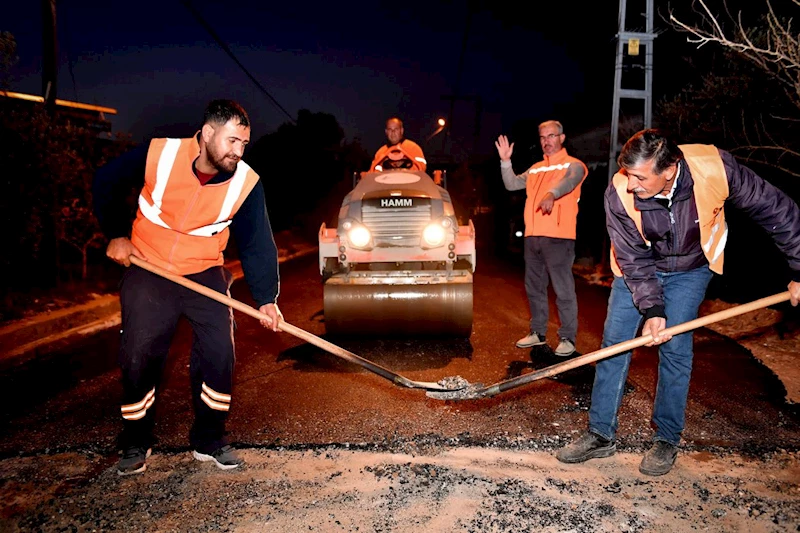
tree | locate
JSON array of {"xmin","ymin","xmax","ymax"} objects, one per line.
[
  {"xmin": 244, "ymin": 109, "xmax": 369, "ymax": 237},
  {"xmin": 54, "ymin": 131, "xmax": 134, "ymax": 280},
  {"xmin": 0, "ymin": 31, "xmax": 18, "ymax": 90},
  {"xmin": 0, "ymin": 102, "xmax": 133, "ymax": 293},
  {"xmin": 666, "ymin": 0, "xmax": 800, "ymax": 176}
]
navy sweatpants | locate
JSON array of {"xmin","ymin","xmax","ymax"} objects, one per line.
[{"xmin": 117, "ymin": 264, "xmax": 235, "ymax": 454}]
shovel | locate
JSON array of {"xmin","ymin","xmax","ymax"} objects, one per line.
[
  {"xmin": 129, "ymin": 256, "xmax": 466, "ymax": 392},
  {"xmin": 427, "ymin": 290, "xmax": 793, "ymax": 400}
]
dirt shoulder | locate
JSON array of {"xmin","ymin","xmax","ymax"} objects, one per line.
[
  {"xmin": 2, "ymin": 446, "xmax": 798, "ymax": 532},
  {"xmin": 699, "ymin": 299, "xmax": 800, "ymax": 405}
]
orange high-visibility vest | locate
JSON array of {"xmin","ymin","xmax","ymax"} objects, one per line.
[
  {"xmin": 610, "ymin": 144, "xmax": 729, "ymax": 277},
  {"xmin": 523, "ymin": 148, "xmax": 588, "ymax": 240},
  {"xmin": 371, "ymin": 139, "xmax": 427, "ymax": 172},
  {"xmin": 131, "ymin": 137, "xmax": 261, "ymax": 275}
]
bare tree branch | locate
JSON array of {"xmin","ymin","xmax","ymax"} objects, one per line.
[
  {"xmin": 729, "ymin": 145, "xmax": 800, "ymax": 177},
  {"xmin": 666, "ymin": 0, "xmax": 800, "ymax": 176},
  {"xmin": 669, "ymin": 0, "xmax": 800, "ymax": 107}
]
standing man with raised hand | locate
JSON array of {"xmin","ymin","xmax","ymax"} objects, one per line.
[
  {"xmin": 93, "ymin": 99, "xmax": 283, "ymax": 475},
  {"xmin": 495, "ymin": 120, "xmax": 588, "ymax": 357}
]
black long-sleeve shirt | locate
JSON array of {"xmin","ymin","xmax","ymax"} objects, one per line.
[{"xmin": 92, "ymin": 141, "xmax": 280, "ymax": 307}]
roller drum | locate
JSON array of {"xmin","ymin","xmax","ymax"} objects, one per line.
[{"xmin": 324, "ymin": 282, "xmax": 473, "ymax": 337}]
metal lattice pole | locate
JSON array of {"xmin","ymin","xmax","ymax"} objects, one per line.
[{"xmin": 608, "ymin": 0, "xmax": 655, "ymax": 183}]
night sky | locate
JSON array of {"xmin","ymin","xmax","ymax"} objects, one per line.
[{"xmin": 6, "ymin": 1, "xmax": 711, "ymax": 157}]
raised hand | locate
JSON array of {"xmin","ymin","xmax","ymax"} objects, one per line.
[{"xmin": 495, "ymin": 135, "xmax": 514, "ymax": 161}]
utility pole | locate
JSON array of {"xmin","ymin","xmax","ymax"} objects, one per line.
[
  {"xmin": 608, "ymin": 0, "xmax": 655, "ymax": 182},
  {"xmin": 42, "ymin": 0, "xmax": 58, "ymax": 112}
]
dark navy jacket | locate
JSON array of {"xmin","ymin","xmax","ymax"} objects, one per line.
[{"xmin": 605, "ymin": 148, "xmax": 800, "ymax": 319}]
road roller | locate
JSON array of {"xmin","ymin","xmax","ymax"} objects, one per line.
[{"xmin": 318, "ymin": 169, "xmax": 476, "ymax": 337}]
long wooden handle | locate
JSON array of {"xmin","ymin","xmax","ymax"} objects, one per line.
[
  {"xmin": 480, "ymin": 290, "xmax": 792, "ymax": 397},
  {"xmin": 128, "ymin": 256, "xmax": 417, "ymax": 385}
]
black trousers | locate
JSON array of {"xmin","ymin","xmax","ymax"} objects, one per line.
[{"xmin": 117, "ymin": 264, "xmax": 235, "ymax": 454}]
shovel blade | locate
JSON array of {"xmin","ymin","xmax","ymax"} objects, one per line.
[
  {"xmin": 409, "ymin": 375, "xmax": 474, "ymax": 392},
  {"xmin": 425, "ymin": 382, "xmax": 486, "ymax": 400}
]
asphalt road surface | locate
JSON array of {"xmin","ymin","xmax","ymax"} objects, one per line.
[{"xmin": 2, "ymin": 241, "xmax": 797, "ymax": 459}]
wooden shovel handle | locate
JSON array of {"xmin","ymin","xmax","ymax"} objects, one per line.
[
  {"xmin": 484, "ymin": 290, "xmax": 792, "ymax": 396},
  {"xmin": 585, "ymin": 291, "xmax": 791, "ymax": 365},
  {"xmin": 127, "ymin": 256, "xmax": 410, "ymax": 384}
]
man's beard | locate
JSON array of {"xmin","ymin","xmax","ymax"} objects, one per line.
[{"xmin": 208, "ymin": 145, "xmax": 239, "ymax": 173}]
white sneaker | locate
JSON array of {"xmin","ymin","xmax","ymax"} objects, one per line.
[
  {"xmin": 516, "ymin": 332, "xmax": 546, "ymax": 348},
  {"xmin": 192, "ymin": 445, "xmax": 243, "ymax": 470},
  {"xmin": 554, "ymin": 338, "xmax": 576, "ymax": 356}
]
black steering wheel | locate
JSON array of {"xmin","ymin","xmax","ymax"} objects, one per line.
[{"xmin": 379, "ymin": 155, "xmax": 414, "ymax": 170}]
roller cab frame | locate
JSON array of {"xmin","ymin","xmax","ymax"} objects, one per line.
[{"xmin": 318, "ymin": 169, "xmax": 476, "ymax": 336}]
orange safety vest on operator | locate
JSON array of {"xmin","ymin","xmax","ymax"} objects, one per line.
[
  {"xmin": 371, "ymin": 139, "xmax": 427, "ymax": 172},
  {"xmin": 131, "ymin": 136, "xmax": 261, "ymax": 275},
  {"xmin": 609, "ymin": 144, "xmax": 729, "ymax": 277},
  {"xmin": 523, "ymin": 148, "xmax": 588, "ymax": 240}
]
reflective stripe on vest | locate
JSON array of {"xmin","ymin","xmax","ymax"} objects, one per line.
[
  {"xmin": 609, "ymin": 144, "xmax": 728, "ymax": 277},
  {"xmin": 188, "ymin": 162, "xmax": 250, "ymax": 237},
  {"xmin": 683, "ymin": 145, "xmax": 729, "ymax": 267},
  {"xmin": 522, "ymin": 150, "xmax": 586, "ymax": 240},
  {"xmin": 137, "ymin": 138, "xmax": 250, "ymax": 237},
  {"xmin": 371, "ymin": 140, "xmax": 426, "ymax": 172},
  {"xmin": 529, "ymin": 162, "xmax": 570, "ymax": 174},
  {"xmin": 137, "ymin": 138, "xmax": 180, "ymax": 229}
]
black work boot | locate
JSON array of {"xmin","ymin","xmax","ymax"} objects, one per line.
[
  {"xmin": 639, "ymin": 441, "xmax": 678, "ymax": 476},
  {"xmin": 556, "ymin": 431, "xmax": 616, "ymax": 464}
]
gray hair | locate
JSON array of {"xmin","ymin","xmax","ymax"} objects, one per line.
[{"xmin": 538, "ymin": 120, "xmax": 563, "ymax": 134}]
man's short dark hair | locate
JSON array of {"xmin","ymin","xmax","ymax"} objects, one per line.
[
  {"xmin": 203, "ymin": 99, "xmax": 250, "ymax": 128},
  {"xmin": 618, "ymin": 129, "xmax": 683, "ymax": 174}
]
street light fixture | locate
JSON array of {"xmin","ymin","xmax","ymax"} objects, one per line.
[{"xmin": 426, "ymin": 118, "xmax": 446, "ymax": 142}]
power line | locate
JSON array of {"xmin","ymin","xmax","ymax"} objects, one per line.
[{"xmin": 180, "ymin": 0, "xmax": 296, "ymax": 124}]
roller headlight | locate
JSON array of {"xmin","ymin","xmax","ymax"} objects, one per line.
[
  {"xmin": 348, "ymin": 226, "xmax": 371, "ymax": 247},
  {"xmin": 422, "ymin": 223, "xmax": 446, "ymax": 246}
]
